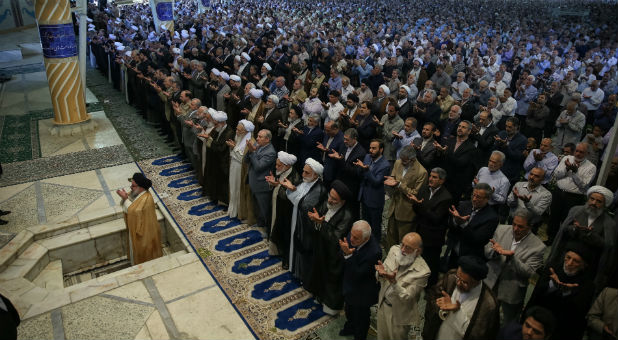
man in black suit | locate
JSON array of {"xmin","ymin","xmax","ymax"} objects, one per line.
[
  {"xmin": 435, "ymin": 120, "xmax": 479, "ymax": 203},
  {"xmin": 318, "ymin": 121, "xmax": 344, "ymax": 188},
  {"xmin": 443, "ymin": 182, "xmax": 499, "ymax": 270},
  {"xmin": 471, "ymin": 110, "xmax": 498, "ymax": 167},
  {"xmin": 295, "ymin": 113, "xmax": 324, "ymax": 171},
  {"xmin": 494, "ymin": 116, "xmax": 527, "ymax": 183},
  {"xmin": 411, "ymin": 167, "xmax": 453, "ymax": 285},
  {"xmin": 339, "ymin": 220, "xmax": 382, "ymax": 340},
  {"xmin": 329, "ymin": 128, "xmax": 367, "ymax": 220},
  {"xmin": 413, "ymin": 122, "xmax": 439, "ymax": 171}
]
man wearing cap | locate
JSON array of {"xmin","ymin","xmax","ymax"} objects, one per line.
[
  {"xmin": 384, "ymin": 146, "xmax": 427, "ymax": 250},
  {"xmin": 424, "ymin": 255, "xmax": 499, "ymax": 340},
  {"xmin": 224, "ymin": 74, "xmax": 244, "ymax": 128},
  {"xmin": 203, "ymin": 110, "xmax": 234, "ymax": 205},
  {"xmin": 307, "ymin": 180, "xmax": 354, "ymax": 315},
  {"xmin": 548, "ymin": 185, "xmax": 617, "ymax": 289},
  {"xmin": 282, "ymin": 158, "xmax": 327, "ymax": 285},
  {"xmin": 238, "ymin": 52, "xmax": 251, "ymax": 80},
  {"xmin": 525, "ymin": 243, "xmax": 596, "ymax": 340},
  {"xmin": 116, "ymin": 173, "xmax": 163, "ymax": 265},
  {"xmin": 244, "ymin": 88, "xmax": 265, "ymax": 124},
  {"xmin": 397, "ymin": 85, "xmax": 413, "ymax": 119},
  {"xmin": 227, "ymin": 120, "xmax": 254, "ymax": 219},
  {"xmin": 266, "ymin": 151, "xmax": 301, "ymax": 269},
  {"xmin": 245, "ymin": 129, "xmax": 277, "ymax": 232},
  {"xmin": 372, "ymin": 84, "xmax": 391, "ymax": 119},
  {"xmin": 215, "ymin": 71, "xmax": 231, "ymax": 111},
  {"xmin": 376, "ymin": 232, "xmax": 430, "ymax": 340},
  {"xmin": 484, "ymin": 209, "xmax": 546, "ymax": 324},
  {"xmin": 256, "ymin": 95, "xmax": 283, "ymax": 140}
]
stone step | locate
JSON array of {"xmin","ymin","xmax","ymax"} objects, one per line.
[
  {"xmin": 0, "ymin": 230, "xmax": 34, "ymax": 273},
  {"xmin": 0, "ymin": 242, "xmax": 49, "ymax": 282},
  {"xmin": 32, "ymin": 260, "xmax": 64, "ymax": 291},
  {"xmin": 0, "ymin": 48, "xmax": 23, "ymax": 63}
]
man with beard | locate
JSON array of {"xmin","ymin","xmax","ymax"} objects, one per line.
[
  {"xmin": 473, "ymin": 151, "xmax": 510, "ymax": 206},
  {"xmin": 375, "ymin": 102, "xmax": 404, "ymax": 164},
  {"xmin": 339, "ymin": 220, "xmax": 382, "ymax": 340},
  {"xmin": 372, "ymin": 84, "xmax": 391, "ymax": 119},
  {"xmin": 242, "ymin": 88, "xmax": 264, "ymax": 124},
  {"xmin": 307, "ymin": 180, "xmax": 354, "ymax": 315},
  {"xmin": 423, "ymin": 255, "xmax": 499, "ymax": 340},
  {"xmin": 282, "ymin": 158, "xmax": 327, "ymax": 286},
  {"xmin": 547, "ymin": 142, "xmax": 596, "ymax": 244},
  {"xmin": 266, "ymin": 151, "xmax": 301, "ymax": 269},
  {"xmin": 384, "ymin": 146, "xmax": 427, "ymax": 250},
  {"xmin": 413, "ymin": 122, "xmax": 439, "ymax": 171},
  {"xmin": 340, "ymin": 93, "xmax": 360, "ymax": 128},
  {"xmin": 522, "ymin": 138, "xmax": 559, "ymax": 185},
  {"xmin": 525, "ymin": 244, "xmax": 596, "ymax": 340},
  {"xmin": 317, "ymin": 121, "xmax": 344, "ymax": 188},
  {"xmin": 497, "ymin": 306, "xmax": 556, "ymax": 340},
  {"xmin": 294, "ymin": 113, "xmax": 324, "ymax": 170},
  {"xmin": 245, "ymin": 129, "xmax": 277, "ymax": 233},
  {"xmin": 376, "ymin": 232, "xmax": 430, "ymax": 340},
  {"xmin": 397, "ymin": 85, "xmax": 413, "ymax": 119},
  {"xmin": 256, "ymin": 95, "xmax": 282, "ymax": 140},
  {"xmin": 548, "ymin": 185, "xmax": 617, "ymax": 289},
  {"xmin": 116, "ymin": 173, "xmax": 162, "ymax": 265},
  {"xmin": 348, "ymin": 101, "xmax": 378, "ymax": 151},
  {"xmin": 393, "ymin": 118, "xmax": 421, "ymax": 159},
  {"xmin": 356, "ymin": 139, "xmax": 391, "ymax": 241},
  {"xmin": 493, "ymin": 117, "xmax": 527, "ymax": 183},
  {"xmin": 507, "ymin": 167, "xmax": 552, "ymax": 229},
  {"xmin": 223, "ymin": 74, "xmax": 244, "ymax": 128},
  {"xmin": 413, "ymin": 90, "xmax": 442, "ymax": 127},
  {"xmin": 484, "ymin": 210, "xmax": 546, "ymax": 324},
  {"xmin": 180, "ymin": 98, "xmax": 203, "ymax": 167},
  {"xmin": 203, "ymin": 110, "xmax": 235, "ymax": 205},
  {"xmin": 214, "ymin": 71, "xmax": 231, "ymax": 112},
  {"xmin": 226, "ymin": 119, "xmax": 254, "ymax": 219}
]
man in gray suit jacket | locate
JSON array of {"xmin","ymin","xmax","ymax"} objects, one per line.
[
  {"xmin": 244, "ymin": 129, "xmax": 277, "ymax": 234},
  {"xmin": 484, "ymin": 209, "xmax": 545, "ymax": 324}
]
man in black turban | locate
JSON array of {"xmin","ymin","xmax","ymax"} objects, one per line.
[
  {"xmin": 307, "ymin": 180, "xmax": 354, "ymax": 315},
  {"xmin": 423, "ymin": 255, "xmax": 499, "ymax": 340}
]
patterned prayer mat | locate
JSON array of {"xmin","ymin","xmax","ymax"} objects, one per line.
[{"xmin": 138, "ymin": 155, "xmax": 333, "ymax": 340}]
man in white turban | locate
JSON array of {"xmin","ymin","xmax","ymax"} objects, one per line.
[
  {"xmin": 203, "ymin": 109, "xmax": 234, "ymax": 206},
  {"xmin": 227, "ymin": 119, "xmax": 254, "ymax": 218},
  {"xmin": 548, "ymin": 184, "xmax": 617, "ymax": 289},
  {"xmin": 266, "ymin": 151, "xmax": 302, "ymax": 268},
  {"xmin": 281, "ymin": 158, "xmax": 327, "ymax": 285}
]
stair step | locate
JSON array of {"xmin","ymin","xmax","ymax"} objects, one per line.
[
  {"xmin": 33, "ymin": 260, "xmax": 64, "ymax": 290},
  {"xmin": 0, "ymin": 230, "xmax": 34, "ymax": 272},
  {"xmin": 0, "ymin": 242, "xmax": 48, "ymax": 282}
]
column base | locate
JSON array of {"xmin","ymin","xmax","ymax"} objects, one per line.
[{"xmin": 49, "ymin": 118, "xmax": 98, "ymax": 137}]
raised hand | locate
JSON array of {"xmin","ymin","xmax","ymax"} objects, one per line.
[
  {"xmin": 549, "ymin": 267, "xmax": 579, "ymax": 289},
  {"xmin": 265, "ymin": 171, "xmax": 278, "ymax": 186},
  {"xmin": 490, "ymin": 239, "xmax": 514, "ymax": 256},
  {"xmin": 353, "ymin": 159, "xmax": 369, "ymax": 169},
  {"xmin": 436, "ymin": 290, "xmax": 461, "ymax": 311},
  {"xmin": 433, "ymin": 141, "xmax": 447, "ymax": 152},
  {"xmin": 307, "ymin": 207, "xmax": 325, "ymax": 224},
  {"xmin": 316, "ymin": 142, "xmax": 327, "ymax": 151},
  {"xmin": 225, "ymin": 139, "xmax": 236, "ymax": 148},
  {"xmin": 339, "ymin": 238, "xmax": 355, "ymax": 255},
  {"xmin": 407, "ymin": 193, "xmax": 424, "ymax": 204},
  {"xmin": 449, "ymin": 205, "xmax": 470, "ymax": 222},
  {"xmin": 328, "ymin": 149, "xmax": 343, "ymax": 160},
  {"xmin": 116, "ymin": 188, "xmax": 128, "ymax": 200},
  {"xmin": 383, "ymin": 176, "xmax": 399, "ymax": 187}
]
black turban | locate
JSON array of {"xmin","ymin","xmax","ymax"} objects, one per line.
[
  {"xmin": 565, "ymin": 242, "xmax": 593, "ymax": 265},
  {"xmin": 347, "ymin": 93, "xmax": 359, "ymax": 103},
  {"xmin": 458, "ymin": 255, "xmax": 488, "ymax": 281},
  {"xmin": 131, "ymin": 172, "xmax": 152, "ymax": 190},
  {"xmin": 331, "ymin": 180, "xmax": 352, "ymax": 202}
]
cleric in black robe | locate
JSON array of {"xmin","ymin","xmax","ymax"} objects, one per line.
[
  {"xmin": 267, "ymin": 151, "xmax": 302, "ymax": 269},
  {"xmin": 282, "ymin": 158, "xmax": 327, "ymax": 286},
  {"xmin": 307, "ymin": 180, "xmax": 354, "ymax": 315},
  {"xmin": 203, "ymin": 110, "xmax": 235, "ymax": 205}
]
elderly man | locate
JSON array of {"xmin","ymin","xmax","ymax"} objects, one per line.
[
  {"xmin": 438, "ymin": 105, "xmax": 462, "ymax": 144},
  {"xmin": 397, "ymin": 85, "xmax": 413, "ymax": 119},
  {"xmin": 245, "ymin": 129, "xmax": 277, "ymax": 233},
  {"xmin": 375, "ymin": 102, "xmax": 405, "ymax": 163},
  {"xmin": 547, "ymin": 142, "xmax": 597, "ymax": 244},
  {"xmin": 553, "ymin": 101, "xmax": 586, "ymax": 150},
  {"xmin": 256, "ymin": 94, "xmax": 282, "ymax": 138},
  {"xmin": 494, "ymin": 117, "xmax": 527, "ymax": 183},
  {"xmin": 581, "ymin": 80, "xmax": 605, "ymax": 115},
  {"xmin": 243, "ymin": 88, "xmax": 264, "ymax": 123},
  {"xmin": 295, "ymin": 113, "xmax": 324, "ymax": 169},
  {"xmin": 266, "ymin": 151, "xmax": 300, "ymax": 269},
  {"xmin": 307, "ymin": 180, "xmax": 354, "ymax": 315},
  {"xmin": 473, "ymin": 150, "xmax": 511, "ymax": 206},
  {"xmin": 450, "ymin": 72, "xmax": 469, "ymax": 102},
  {"xmin": 484, "ymin": 210, "xmax": 546, "ymax": 324},
  {"xmin": 329, "ymin": 128, "xmax": 367, "ymax": 220},
  {"xmin": 522, "ymin": 138, "xmax": 559, "ymax": 184},
  {"xmin": 116, "ymin": 173, "xmax": 162, "ymax": 265},
  {"xmin": 548, "ymin": 185, "xmax": 617, "ymax": 289},
  {"xmin": 376, "ymin": 232, "xmax": 430, "ymax": 340},
  {"xmin": 393, "ymin": 117, "xmax": 420, "ymax": 159},
  {"xmin": 526, "ymin": 243, "xmax": 596, "ymax": 340},
  {"xmin": 339, "ymin": 220, "xmax": 382, "ymax": 340},
  {"xmin": 372, "ymin": 84, "xmax": 391, "ymax": 119},
  {"xmin": 507, "ymin": 167, "xmax": 552, "ymax": 228},
  {"xmin": 514, "ymin": 75, "xmax": 538, "ymax": 125},
  {"xmin": 226, "ymin": 119, "xmax": 254, "ymax": 218},
  {"xmin": 472, "ymin": 110, "xmax": 499, "ymax": 165},
  {"xmin": 356, "ymin": 139, "xmax": 391, "ymax": 241},
  {"xmin": 384, "ymin": 146, "xmax": 427, "ymax": 250},
  {"xmin": 203, "ymin": 110, "xmax": 234, "ymax": 205},
  {"xmin": 423, "ymin": 256, "xmax": 499, "ymax": 340},
  {"xmin": 444, "ymin": 183, "xmax": 499, "ymax": 269},
  {"xmin": 282, "ymin": 158, "xmax": 327, "ymax": 285},
  {"xmin": 414, "ymin": 89, "xmax": 442, "ymax": 127}
]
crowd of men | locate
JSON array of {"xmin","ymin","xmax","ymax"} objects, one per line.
[{"xmin": 85, "ymin": 0, "xmax": 618, "ymax": 338}]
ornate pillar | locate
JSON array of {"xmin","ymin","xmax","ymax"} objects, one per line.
[{"xmin": 35, "ymin": 0, "xmax": 89, "ymax": 126}]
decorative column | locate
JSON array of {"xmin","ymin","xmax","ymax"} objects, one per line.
[{"xmin": 35, "ymin": 0, "xmax": 90, "ymax": 127}]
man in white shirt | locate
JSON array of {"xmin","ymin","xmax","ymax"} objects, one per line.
[
  {"xmin": 473, "ymin": 150, "xmax": 511, "ymax": 206},
  {"xmin": 451, "ymin": 72, "xmax": 469, "ymax": 101},
  {"xmin": 581, "ymin": 80, "xmax": 605, "ymax": 113}
]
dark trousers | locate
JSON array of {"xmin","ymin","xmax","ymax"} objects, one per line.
[
  {"xmin": 252, "ymin": 191, "xmax": 271, "ymax": 234},
  {"xmin": 424, "ymin": 245, "xmax": 443, "ymax": 286},
  {"xmin": 547, "ymin": 189, "xmax": 586, "ymax": 243},
  {"xmin": 344, "ymin": 303, "xmax": 371, "ymax": 340},
  {"xmin": 362, "ymin": 203, "xmax": 383, "ymax": 242}
]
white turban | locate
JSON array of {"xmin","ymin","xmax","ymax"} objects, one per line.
[
  {"xmin": 114, "ymin": 41, "xmax": 123, "ymax": 47},
  {"xmin": 278, "ymin": 151, "xmax": 297, "ymax": 166},
  {"xmin": 88, "ymin": 27, "xmax": 95, "ymax": 32},
  {"xmin": 235, "ymin": 55, "xmax": 241, "ymax": 62},
  {"xmin": 379, "ymin": 84, "xmax": 390, "ymax": 96},
  {"xmin": 125, "ymin": 51, "xmax": 132, "ymax": 57},
  {"xmin": 401, "ymin": 85, "xmax": 412, "ymax": 96},
  {"xmin": 172, "ymin": 47, "xmax": 181, "ymax": 54},
  {"xmin": 587, "ymin": 185, "xmax": 614, "ymax": 207},
  {"xmin": 211, "ymin": 110, "xmax": 228, "ymax": 122},
  {"xmin": 249, "ymin": 88, "xmax": 264, "ymax": 98},
  {"xmin": 131, "ymin": 25, "xmax": 138, "ymax": 31},
  {"xmin": 189, "ymin": 27, "xmax": 196, "ymax": 33},
  {"xmin": 241, "ymin": 52, "xmax": 251, "ymax": 61},
  {"xmin": 181, "ymin": 30, "xmax": 189, "ymax": 39},
  {"xmin": 305, "ymin": 158, "xmax": 324, "ymax": 176},
  {"xmin": 230, "ymin": 75, "xmax": 241, "ymax": 82},
  {"xmin": 220, "ymin": 72, "xmax": 230, "ymax": 81},
  {"xmin": 87, "ymin": 17, "xmax": 93, "ymax": 22},
  {"xmin": 239, "ymin": 119, "xmax": 255, "ymax": 132},
  {"xmin": 211, "ymin": 68, "xmax": 220, "ymax": 76},
  {"xmin": 413, "ymin": 57, "xmax": 423, "ymax": 64},
  {"xmin": 116, "ymin": 46, "xmax": 125, "ymax": 51},
  {"xmin": 108, "ymin": 34, "xmax": 116, "ymax": 40},
  {"xmin": 207, "ymin": 107, "xmax": 217, "ymax": 116},
  {"xmin": 263, "ymin": 63, "xmax": 272, "ymax": 71}
]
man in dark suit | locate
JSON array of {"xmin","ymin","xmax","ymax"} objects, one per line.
[
  {"xmin": 413, "ymin": 122, "xmax": 440, "ymax": 171},
  {"xmin": 443, "ymin": 183, "xmax": 499, "ymax": 270},
  {"xmin": 318, "ymin": 121, "xmax": 344, "ymax": 188},
  {"xmin": 330, "ymin": 128, "xmax": 367, "ymax": 220},
  {"xmin": 256, "ymin": 95, "xmax": 283, "ymax": 141},
  {"xmin": 244, "ymin": 129, "xmax": 277, "ymax": 232},
  {"xmin": 494, "ymin": 116, "xmax": 527, "ymax": 183},
  {"xmin": 435, "ymin": 120, "xmax": 479, "ymax": 203},
  {"xmin": 356, "ymin": 139, "xmax": 391, "ymax": 241},
  {"xmin": 295, "ymin": 113, "xmax": 324, "ymax": 171},
  {"xmin": 471, "ymin": 110, "xmax": 499, "ymax": 167},
  {"xmin": 412, "ymin": 167, "xmax": 453, "ymax": 285},
  {"xmin": 339, "ymin": 220, "xmax": 382, "ymax": 340}
]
